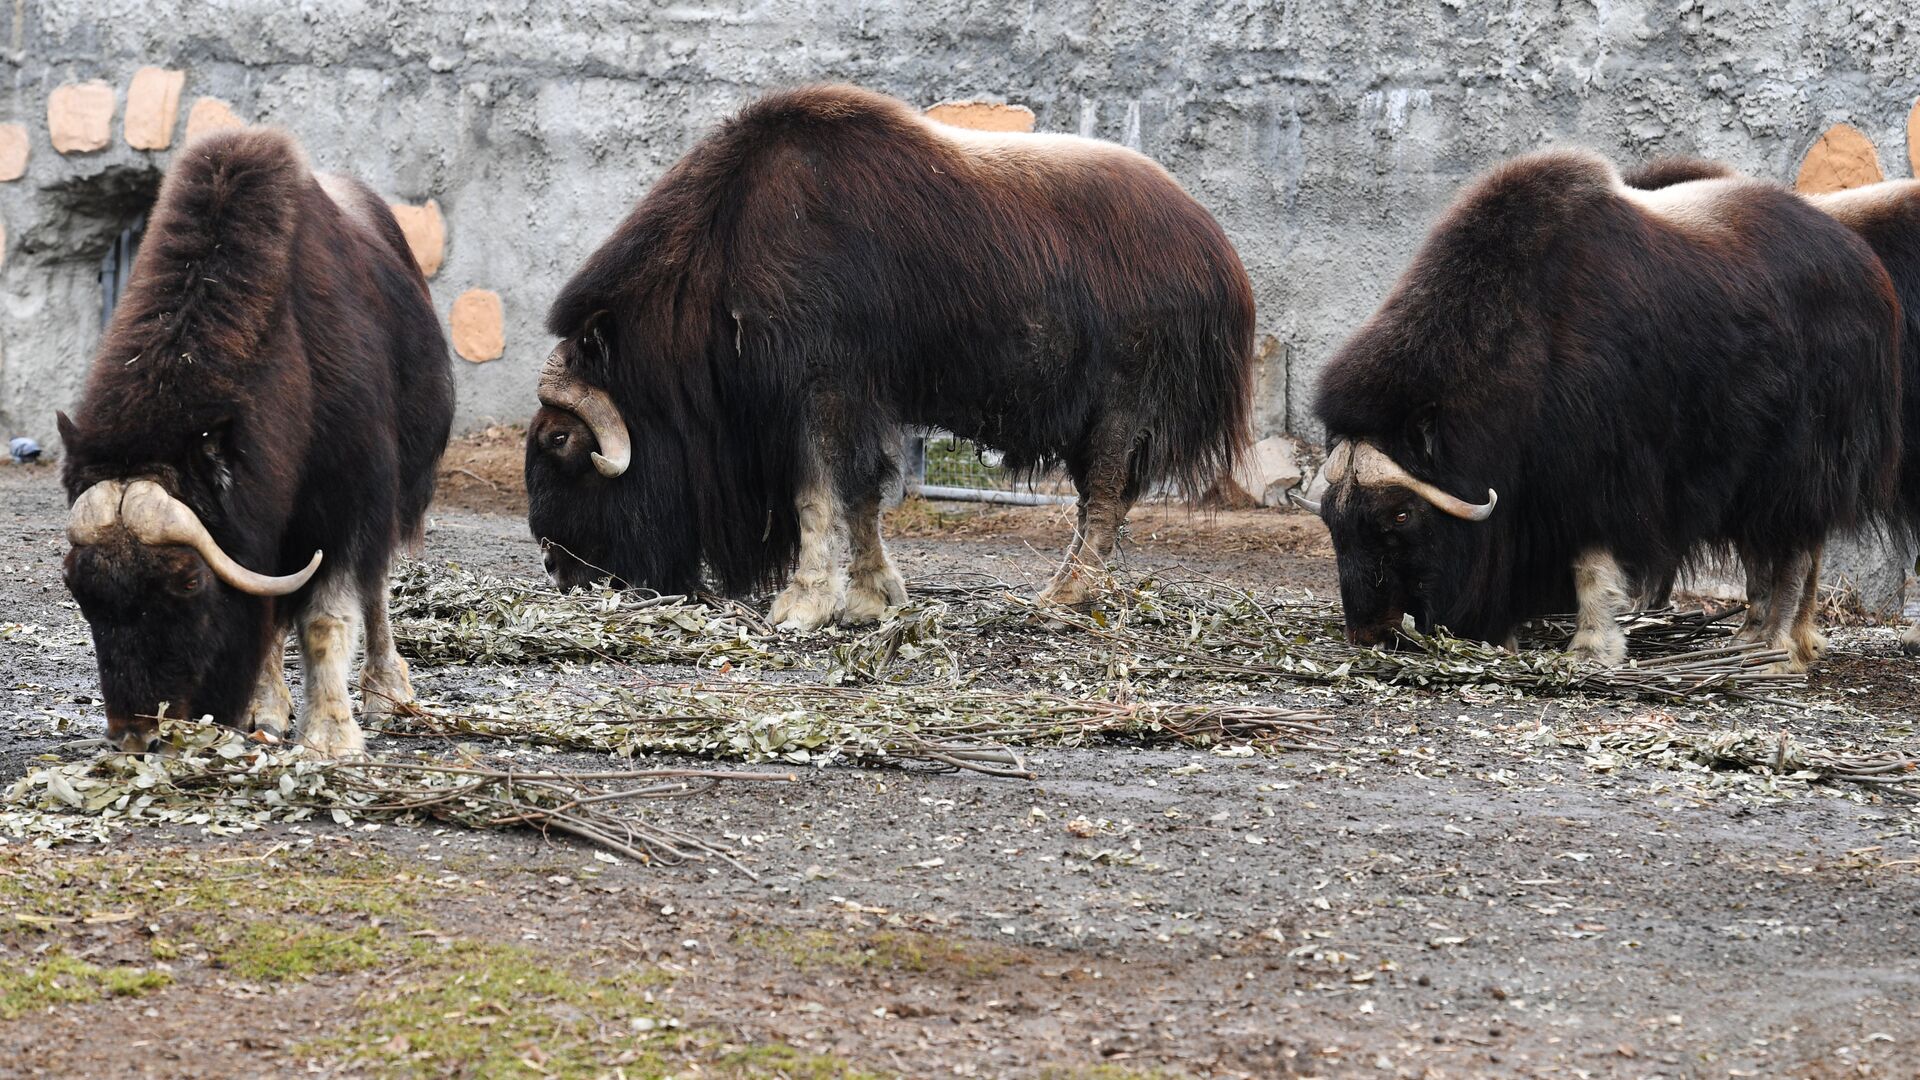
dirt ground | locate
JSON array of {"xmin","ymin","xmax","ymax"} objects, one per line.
[{"xmin": 2, "ymin": 438, "xmax": 1919, "ymax": 1080}]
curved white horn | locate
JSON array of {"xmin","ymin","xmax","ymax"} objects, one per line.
[
  {"xmin": 67, "ymin": 480, "xmax": 129, "ymax": 546},
  {"xmin": 538, "ymin": 347, "xmax": 631, "ymax": 478},
  {"xmin": 1349, "ymin": 442, "xmax": 1497, "ymax": 522},
  {"xmin": 116, "ymin": 480, "xmax": 322, "ymax": 596}
]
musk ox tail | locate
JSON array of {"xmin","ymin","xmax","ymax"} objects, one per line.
[
  {"xmin": 118, "ymin": 129, "xmax": 307, "ymax": 367},
  {"xmin": 1129, "ymin": 258, "xmax": 1258, "ymax": 502}
]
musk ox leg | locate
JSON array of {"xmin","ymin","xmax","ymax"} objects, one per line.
[
  {"xmin": 840, "ymin": 490, "xmax": 907, "ymax": 626},
  {"xmin": 1735, "ymin": 553, "xmax": 1774, "ymax": 645},
  {"xmin": 297, "ymin": 576, "xmax": 367, "ymax": 758},
  {"xmin": 769, "ymin": 465, "xmax": 849, "ymax": 632},
  {"xmin": 1041, "ymin": 435, "xmax": 1136, "ymax": 608},
  {"xmin": 1568, "ymin": 549, "xmax": 1629, "ymax": 667},
  {"xmin": 360, "ymin": 582, "xmax": 415, "ymax": 720},
  {"xmin": 1758, "ymin": 550, "xmax": 1824, "ymax": 673},
  {"xmin": 243, "ymin": 631, "xmax": 293, "ymax": 741}
]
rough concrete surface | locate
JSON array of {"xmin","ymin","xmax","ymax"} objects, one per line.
[{"xmin": 3, "ymin": 1, "xmax": 1919, "ymax": 449}]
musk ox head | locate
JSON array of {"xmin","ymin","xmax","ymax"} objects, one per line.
[
  {"xmin": 58, "ymin": 415, "xmax": 320, "ymax": 752},
  {"xmin": 523, "ymin": 315, "xmax": 704, "ymax": 595},
  {"xmin": 1307, "ymin": 439, "xmax": 1497, "ymax": 648}
]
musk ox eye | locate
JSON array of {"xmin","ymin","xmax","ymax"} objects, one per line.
[
  {"xmin": 1393, "ymin": 511, "xmax": 1410, "ymax": 526},
  {"xmin": 550, "ymin": 431, "xmax": 569, "ymax": 448}
]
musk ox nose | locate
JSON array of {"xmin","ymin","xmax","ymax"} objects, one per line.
[{"xmin": 107, "ymin": 726, "xmax": 162, "ymax": 755}]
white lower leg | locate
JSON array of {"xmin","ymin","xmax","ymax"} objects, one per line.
[
  {"xmin": 360, "ymin": 585, "xmax": 414, "ymax": 720},
  {"xmin": 840, "ymin": 500, "xmax": 906, "ymax": 625},
  {"xmin": 1568, "ymin": 549, "xmax": 1629, "ymax": 666},
  {"xmin": 299, "ymin": 576, "xmax": 366, "ymax": 758},
  {"xmin": 770, "ymin": 468, "xmax": 848, "ymax": 632},
  {"xmin": 1770, "ymin": 551, "xmax": 1824, "ymax": 673},
  {"xmin": 244, "ymin": 632, "xmax": 293, "ymax": 739}
]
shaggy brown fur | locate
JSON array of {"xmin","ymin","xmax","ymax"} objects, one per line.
[
  {"xmin": 527, "ymin": 84, "xmax": 1254, "ymax": 620},
  {"xmin": 59, "ymin": 129, "xmax": 454, "ymax": 749}
]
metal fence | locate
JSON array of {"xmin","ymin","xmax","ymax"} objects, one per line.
[{"xmin": 902, "ymin": 431, "xmax": 1076, "ymax": 506}]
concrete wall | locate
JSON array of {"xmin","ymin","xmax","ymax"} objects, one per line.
[{"xmin": 3, "ymin": 1, "xmax": 1918, "ymax": 451}]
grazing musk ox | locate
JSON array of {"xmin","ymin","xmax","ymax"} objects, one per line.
[
  {"xmin": 1626, "ymin": 156, "xmax": 1920, "ymax": 653},
  {"xmin": 59, "ymin": 129, "xmax": 454, "ymax": 756},
  {"xmin": 1310, "ymin": 149, "xmax": 1900, "ymax": 671},
  {"xmin": 525, "ymin": 85, "xmax": 1254, "ymax": 628}
]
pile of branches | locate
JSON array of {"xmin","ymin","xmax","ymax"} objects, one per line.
[
  {"xmin": 1549, "ymin": 717, "xmax": 1920, "ymax": 789},
  {"xmin": 388, "ymin": 563, "xmax": 788, "ymax": 670},
  {"xmin": 967, "ymin": 579, "xmax": 1808, "ymax": 704},
  {"xmin": 392, "ymin": 682, "xmax": 1338, "ymax": 778},
  {"xmin": 2, "ymin": 718, "xmax": 793, "ymax": 872}
]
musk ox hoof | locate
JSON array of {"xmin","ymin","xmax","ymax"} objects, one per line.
[
  {"xmin": 1568, "ymin": 629, "xmax": 1627, "ymax": 668},
  {"xmin": 771, "ymin": 581, "xmax": 845, "ymax": 633},
  {"xmin": 1038, "ymin": 567, "xmax": 1103, "ymax": 609},
  {"xmin": 300, "ymin": 714, "xmax": 367, "ymax": 759},
  {"xmin": 244, "ymin": 687, "xmax": 293, "ymax": 741},
  {"xmin": 839, "ymin": 569, "xmax": 908, "ymax": 626},
  {"xmin": 361, "ymin": 657, "xmax": 416, "ymax": 720},
  {"xmin": 1901, "ymin": 626, "xmax": 1920, "ymax": 656}
]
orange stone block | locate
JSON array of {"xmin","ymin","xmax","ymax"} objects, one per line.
[
  {"xmin": 1795, "ymin": 123, "xmax": 1884, "ymax": 194},
  {"xmin": 48, "ymin": 81, "xmax": 115, "ymax": 154},
  {"xmin": 451, "ymin": 289, "xmax": 504, "ymax": 363},
  {"xmin": 124, "ymin": 67, "xmax": 187, "ymax": 150},
  {"xmin": 1910, "ymin": 100, "xmax": 1919, "ymax": 178},
  {"xmin": 0, "ymin": 124, "xmax": 28, "ymax": 181},
  {"xmin": 925, "ymin": 100, "xmax": 1037, "ymax": 133},
  {"xmin": 184, "ymin": 96, "xmax": 245, "ymax": 144},
  {"xmin": 388, "ymin": 199, "xmax": 446, "ymax": 278}
]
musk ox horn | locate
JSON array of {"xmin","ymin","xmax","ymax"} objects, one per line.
[
  {"xmin": 538, "ymin": 347, "xmax": 631, "ymax": 478},
  {"xmin": 1326, "ymin": 441, "xmax": 1498, "ymax": 522},
  {"xmin": 68, "ymin": 480, "xmax": 324, "ymax": 596}
]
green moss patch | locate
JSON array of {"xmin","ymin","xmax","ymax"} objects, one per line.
[{"xmin": 0, "ymin": 952, "xmax": 172, "ymax": 1019}]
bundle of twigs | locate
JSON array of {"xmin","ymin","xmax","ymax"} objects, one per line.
[
  {"xmin": 1555, "ymin": 719, "xmax": 1920, "ymax": 788},
  {"xmin": 980, "ymin": 579, "xmax": 1806, "ymax": 703},
  {"xmin": 388, "ymin": 562, "xmax": 788, "ymax": 669},
  {"xmin": 389, "ymin": 682, "xmax": 1339, "ymax": 778},
  {"xmin": 2, "ymin": 718, "xmax": 794, "ymax": 871}
]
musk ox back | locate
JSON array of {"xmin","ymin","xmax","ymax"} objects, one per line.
[
  {"xmin": 59, "ymin": 129, "xmax": 454, "ymax": 755},
  {"xmin": 526, "ymin": 84, "xmax": 1254, "ymax": 629},
  {"xmin": 1312, "ymin": 149, "xmax": 1900, "ymax": 670}
]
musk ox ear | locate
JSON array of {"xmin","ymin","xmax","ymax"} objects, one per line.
[
  {"xmin": 1408, "ymin": 404, "xmax": 1439, "ymax": 467},
  {"xmin": 582, "ymin": 310, "xmax": 613, "ymax": 362},
  {"xmin": 56, "ymin": 411, "xmax": 82, "ymax": 450},
  {"xmin": 196, "ymin": 420, "xmax": 235, "ymax": 493}
]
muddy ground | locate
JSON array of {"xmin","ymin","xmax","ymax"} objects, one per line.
[{"xmin": 2, "ymin": 441, "xmax": 1918, "ymax": 1079}]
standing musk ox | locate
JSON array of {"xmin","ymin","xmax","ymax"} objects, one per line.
[
  {"xmin": 59, "ymin": 129, "xmax": 455, "ymax": 756},
  {"xmin": 1309, "ymin": 149, "xmax": 1901, "ymax": 671},
  {"xmin": 1627, "ymin": 156, "xmax": 1920, "ymax": 653},
  {"xmin": 525, "ymin": 85, "xmax": 1254, "ymax": 628}
]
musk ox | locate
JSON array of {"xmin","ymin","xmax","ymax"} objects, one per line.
[
  {"xmin": 1627, "ymin": 156, "xmax": 1920, "ymax": 653},
  {"xmin": 524, "ymin": 84, "xmax": 1254, "ymax": 629},
  {"xmin": 1310, "ymin": 149, "xmax": 1901, "ymax": 671},
  {"xmin": 58, "ymin": 129, "xmax": 454, "ymax": 756}
]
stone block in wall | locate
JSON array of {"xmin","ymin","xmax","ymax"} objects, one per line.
[
  {"xmin": 388, "ymin": 199, "xmax": 445, "ymax": 277},
  {"xmin": 0, "ymin": 124, "xmax": 27, "ymax": 181},
  {"xmin": 184, "ymin": 97, "xmax": 244, "ymax": 143},
  {"xmin": 49, "ymin": 81, "xmax": 115, "ymax": 154},
  {"xmin": 1795, "ymin": 123, "xmax": 1883, "ymax": 194},
  {"xmin": 925, "ymin": 101, "xmax": 1036, "ymax": 132},
  {"xmin": 451, "ymin": 289, "xmax": 504, "ymax": 363},
  {"xmin": 124, "ymin": 67, "xmax": 187, "ymax": 151},
  {"xmin": 0, "ymin": 216, "xmax": 7, "ymax": 273},
  {"xmin": 1910, "ymin": 100, "xmax": 1919, "ymax": 178}
]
